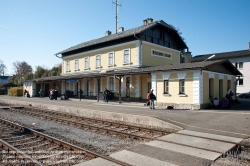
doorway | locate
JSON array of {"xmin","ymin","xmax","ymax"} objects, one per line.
[{"xmin": 126, "ymin": 77, "xmax": 130, "ymax": 98}]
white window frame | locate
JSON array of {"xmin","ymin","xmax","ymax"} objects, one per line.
[
  {"xmin": 96, "ymin": 54, "xmax": 101, "ymax": 68},
  {"xmin": 179, "ymin": 79, "xmax": 185, "ymax": 94},
  {"xmin": 74, "ymin": 59, "xmax": 79, "ymax": 70},
  {"xmin": 109, "ymin": 77, "xmax": 114, "ymax": 91},
  {"xmin": 66, "ymin": 60, "xmax": 70, "ymax": 72},
  {"xmin": 108, "ymin": 51, "xmax": 114, "ymax": 66},
  {"xmin": 239, "ymin": 62, "xmax": 243, "ymax": 69},
  {"xmin": 164, "ymin": 80, "xmax": 169, "ymax": 94},
  {"xmin": 123, "ymin": 48, "xmax": 131, "ymax": 64},
  {"xmin": 84, "ymin": 57, "xmax": 89, "ymax": 69}
]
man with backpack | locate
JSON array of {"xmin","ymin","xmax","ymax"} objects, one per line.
[{"xmin": 149, "ymin": 89, "xmax": 156, "ymax": 109}]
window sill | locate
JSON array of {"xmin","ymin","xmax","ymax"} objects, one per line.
[
  {"xmin": 122, "ymin": 62, "xmax": 132, "ymax": 65},
  {"xmin": 163, "ymin": 93, "xmax": 171, "ymax": 97},
  {"xmin": 108, "ymin": 65, "xmax": 115, "ymax": 67},
  {"xmin": 95, "ymin": 66, "xmax": 102, "ymax": 69},
  {"xmin": 66, "ymin": 70, "xmax": 71, "ymax": 73},
  {"xmin": 178, "ymin": 94, "xmax": 187, "ymax": 97},
  {"xmin": 84, "ymin": 68, "xmax": 90, "ymax": 70},
  {"xmin": 74, "ymin": 69, "xmax": 80, "ymax": 71}
]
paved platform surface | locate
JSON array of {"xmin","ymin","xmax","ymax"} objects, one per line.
[{"xmin": 108, "ymin": 130, "xmax": 242, "ymax": 166}]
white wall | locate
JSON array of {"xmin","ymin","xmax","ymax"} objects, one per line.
[{"xmin": 230, "ymin": 56, "xmax": 250, "ymax": 93}]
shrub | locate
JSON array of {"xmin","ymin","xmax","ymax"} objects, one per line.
[
  {"xmin": 8, "ymin": 87, "xmax": 23, "ymax": 97},
  {"xmin": 0, "ymin": 88, "xmax": 5, "ymax": 95}
]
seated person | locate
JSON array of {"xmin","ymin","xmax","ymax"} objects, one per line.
[
  {"xmin": 221, "ymin": 97, "xmax": 229, "ymax": 109},
  {"xmin": 213, "ymin": 97, "xmax": 219, "ymax": 107}
]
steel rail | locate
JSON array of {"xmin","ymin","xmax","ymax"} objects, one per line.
[
  {"xmin": 0, "ymin": 118, "xmax": 130, "ymax": 166},
  {"xmin": 24, "ymin": 106, "xmax": 171, "ymax": 134},
  {"xmin": 9, "ymin": 107, "xmax": 167, "ymax": 140},
  {"xmin": 0, "ymin": 139, "xmax": 43, "ymax": 166}
]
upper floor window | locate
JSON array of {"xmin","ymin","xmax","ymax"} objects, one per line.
[
  {"xmin": 151, "ymin": 49, "xmax": 172, "ymax": 59},
  {"xmin": 123, "ymin": 49, "xmax": 130, "ymax": 64},
  {"xmin": 108, "ymin": 52, "xmax": 114, "ymax": 66},
  {"xmin": 109, "ymin": 77, "xmax": 114, "ymax": 91},
  {"xmin": 96, "ymin": 54, "xmax": 101, "ymax": 67},
  {"xmin": 84, "ymin": 57, "xmax": 89, "ymax": 69},
  {"xmin": 239, "ymin": 62, "xmax": 243, "ymax": 69},
  {"xmin": 164, "ymin": 80, "xmax": 169, "ymax": 94},
  {"xmin": 238, "ymin": 79, "xmax": 243, "ymax": 85},
  {"xmin": 235, "ymin": 63, "xmax": 238, "ymax": 68},
  {"xmin": 179, "ymin": 79, "xmax": 185, "ymax": 94},
  {"xmin": 66, "ymin": 61, "xmax": 70, "ymax": 71},
  {"xmin": 74, "ymin": 59, "xmax": 79, "ymax": 70}
]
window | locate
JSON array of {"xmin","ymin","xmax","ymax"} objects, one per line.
[
  {"xmin": 179, "ymin": 79, "xmax": 185, "ymax": 94},
  {"xmin": 96, "ymin": 55, "xmax": 101, "ymax": 67},
  {"xmin": 84, "ymin": 57, "xmax": 89, "ymax": 69},
  {"xmin": 235, "ymin": 63, "xmax": 238, "ymax": 68},
  {"xmin": 108, "ymin": 52, "xmax": 114, "ymax": 66},
  {"xmin": 239, "ymin": 62, "xmax": 243, "ymax": 69},
  {"xmin": 74, "ymin": 59, "xmax": 79, "ymax": 70},
  {"xmin": 123, "ymin": 49, "xmax": 130, "ymax": 63},
  {"xmin": 148, "ymin": 82, "xmax": 151, "ymax": 93},
  {"xmin": 109, "ymin": 77, "xmax": 114, "ymax": 91},
  {"xmin": 164, "ymin": 80, "xmax": 169, "ymax": 94},
  {"xmin": 238, "ymin": 79, "xmax": 243, "ymax": 85},
  {"xmin": 66, "ymin": 61, "xmax": 70, "ymax": 71}
]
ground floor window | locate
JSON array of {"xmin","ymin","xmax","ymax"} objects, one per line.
[
  {"xmin": 148, "ymin": 82, "xmax": 151, "ymax": 93},
  {"xmin": 179, "ymin": 79, "xmax": 185, "ymax": 94},
  {"xmin": 164, "ymin": 80, "xmax": 169, "ymax": 94},
  {"xmin": 109, "ymin": 77, "xmax": 114, "ymax": 91}
]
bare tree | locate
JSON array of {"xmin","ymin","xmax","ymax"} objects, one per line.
[{"xmin": 0, "ymin": 60, "xmax": 6, "ymax": 76}]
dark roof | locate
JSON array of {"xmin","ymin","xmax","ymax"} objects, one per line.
[
  {"xmin": 28, "ymin": 60, "xmax": 241, "ymax": 82},
  {"xmin": 0, "ymin": 76, "xmax": 11, "ymax": 80},
  {"xmin": 0, "ymin": 82, "xmax": 16, "ymax": 87},
  {"xmin": 55, "ymin": 20, "xmax": 187, "ymax": 55},
  {"xmin": 192, "ymin": 50, "xmax": 250, "ymax": 62}
]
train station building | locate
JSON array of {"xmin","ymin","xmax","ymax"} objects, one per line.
[{"xmin": 23, "ymin": 18, "xmax": 242, "ymax": 109}]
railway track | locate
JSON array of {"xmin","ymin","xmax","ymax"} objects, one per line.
[
  {"xmin": 0, "ymin": 118, "xmax": 129, "ymax": 166},
  {"xmin": 3, "ymin": 106, "xmax": 171, "ymax": 140}
]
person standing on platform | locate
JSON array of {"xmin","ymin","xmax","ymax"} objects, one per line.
[
  {"xmin": 39, "ymin": 89, "xmax": 44, "ymax": 98},
  {"xmin": 79, "ymin": 89, "xmax": 83, "ymax": 101},
  {"xmin": 149, "ymin": 89, "xmax": 156, "ymax": 109},
  {"xmin": 104, "ymin": 88, "xmax": 109, "ymax": 103}
]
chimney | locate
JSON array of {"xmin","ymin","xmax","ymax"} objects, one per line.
[
  {"xmin": 118, "ymin": 27, "xmax": 124, "ymax": 33},
  {"xmin": 183, "ymin": 51, "xmax": 192, "ymax": 63},
  {"xmin": 147, "ymin": 18, "xmax": 153, "ymax": 24},
  {"xmin": 143, "ymin": 19, "xmax": 147, "ymax": 26},
  {"xmin": 105, "ymin": 30, "xmax": 111, "ymax": 36}
]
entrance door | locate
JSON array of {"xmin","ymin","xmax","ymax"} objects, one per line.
[
  {"xmin": 126, "ymin": 77, "xmax": 130, "ymax": 98},
  {"xmin": 45, "ymin": 84, "xmax": 49, "ymax": 97},
  {"xmin": 219, "ymin": 80, "xmax": 223, "ymax": 99},
  {"xmin": 36, "ymin": 84, "xmax": 41, "ymax": 97},
  {"xmin": 87, "ymin": 81, "xmax": 89, "ymax": 96}
]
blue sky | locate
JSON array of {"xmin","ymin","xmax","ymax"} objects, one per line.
[{"xmin": 1, "ymin": 0, "xmax": 250, "ymax": 75}]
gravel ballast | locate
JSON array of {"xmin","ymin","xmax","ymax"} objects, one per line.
[{"xmin": 0, "ymin": 109, "xmax": 144, "ymax": 155}]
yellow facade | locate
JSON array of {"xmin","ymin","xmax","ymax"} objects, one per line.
[
  {"xmin": 141, "ymin": 42, "xmax": 180, "ymax": 66},
  {"xmin": 62, "ymin": 42, "xmax": 138, "ymax": 74}
]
